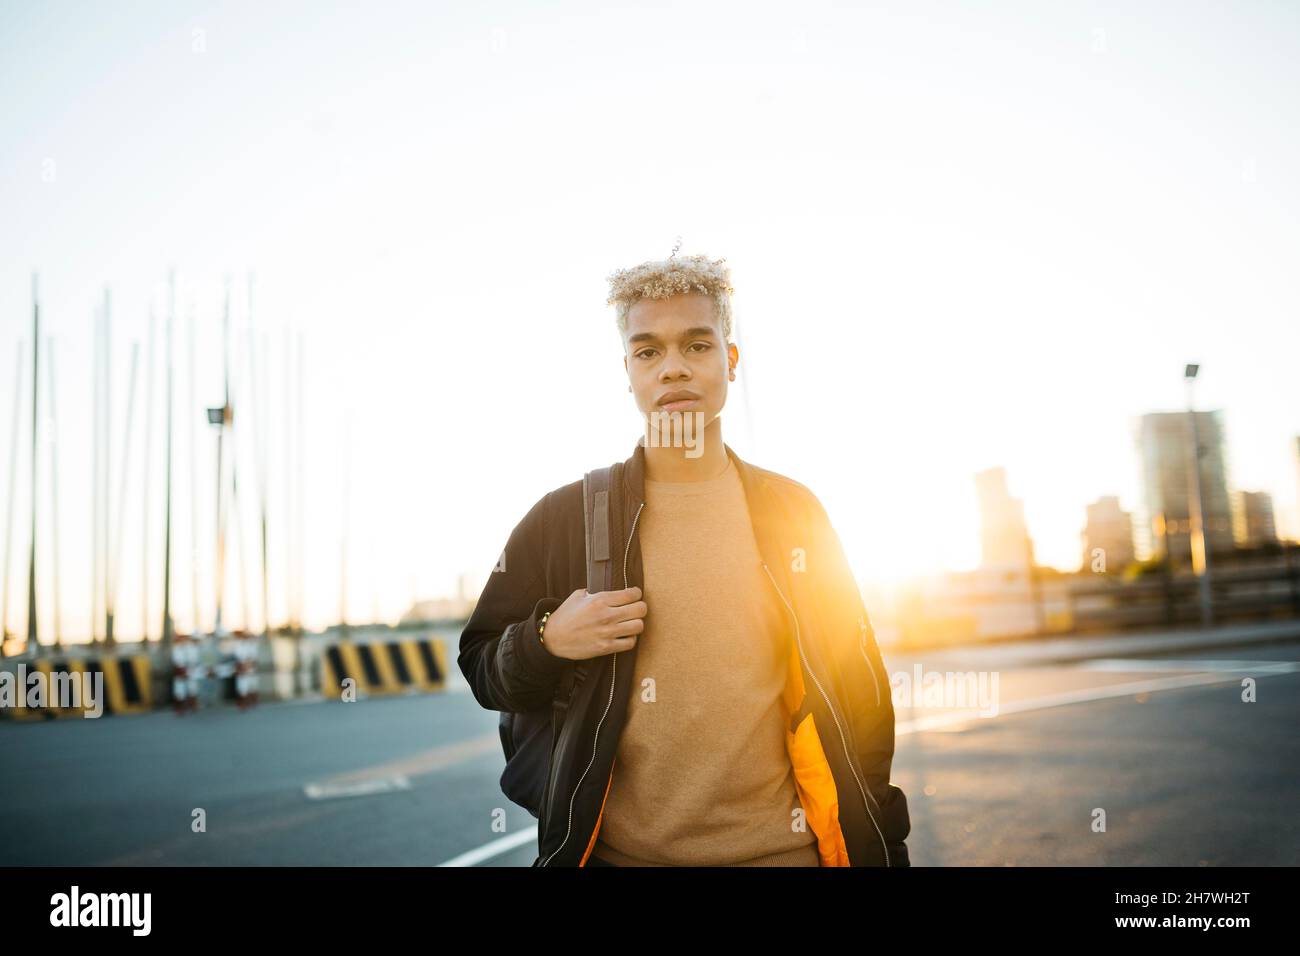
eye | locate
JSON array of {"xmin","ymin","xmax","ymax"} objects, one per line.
[
  {"xmin": 634, "ymin": 348, "xmax": 657, "ymax": 360},
  {"xmin": 688, "ymin": 342, "xmax": 710, "ymax": 352}
]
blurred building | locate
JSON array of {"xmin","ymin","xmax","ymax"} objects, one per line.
[
  {"xmin": 1081, "ymin": 495, "xmax": 1135, "ymax": 573},
  {"xmin": 1232, "ymin": 490, "xmax": 1277, "ymax": 547},
  {"xmin": 1295, "ymin": 436, "xmax": 1300, "ymax": 532},
  {"xmin": 974, "ymin": 466, "xmax": 1034, "ymax": 572},
  {"xmin": 1137, "ymin": 411, "xmax": 1234, "ymax": 564}
]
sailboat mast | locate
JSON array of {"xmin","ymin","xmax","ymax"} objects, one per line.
[
  {"xmin": 295, "ymin": 330, "xmax": 304, "ymax": 632},
  {"xmin": 340, "ymin": 412, "xmax": 349, "ymax": 630},
  {"xmin": 90, "ymin": 307, "xmax": 100, "ymax": 646},
  {"xmin": 161, "ymin": 271, "xmax": 175, "ymax": 647},
  {"xmin": 101, "ymin": 287, "xmax": 111, "ymax": 645},
  {"xmin": 189, "ymin": 302, "xmax": 199, "ymax": 638},
  {"xmin": 283, "ymin": 325, "xmax": 292, "ymax": 635},
  {"xmin": 27, "ymin": 273, "xmax": 40, "ymax": 654},
  {"xmin": 47, "ymin": 338, "xmax": 63, "ymax": 653},
  {"xmin": 1, "ymin": 342, "xmax": 23, "ymax": 657},
  {"xmin": 141, "ymin": 305, "xmax": 156, "ymax": 643},
  {"xmin": 246, "ymin": 274, "xmax": 270, "ymax": 640},
  {"xmin": 230, "ymin": 337, "xmax": 248, "ymax": 632},
  {"xmin": 212, "ymin": 277, "xmax": 230, "ymax": 639},
  {"xmin": 106, "ymin": 343, "xmax": 141, "ymax": 647}
]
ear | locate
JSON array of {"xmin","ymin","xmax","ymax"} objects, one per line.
[{"xmin": 727, "ymin": 342, "xmax": 739, "ymax": 378}]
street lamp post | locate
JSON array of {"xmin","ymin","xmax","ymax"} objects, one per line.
[{"xmin": 1184, "ymin": 364, "xmax": 1213, "ymax": 628}]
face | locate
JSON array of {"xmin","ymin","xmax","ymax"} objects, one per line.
[{"xmin": 622, "ymin": 292, "xmax": 738, "ymax": 434}]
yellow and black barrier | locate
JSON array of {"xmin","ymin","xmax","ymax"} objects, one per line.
[
  {"xmin": 1, "ymin": 654, "xmax": 153, "ymax": 720},
  {"xmin": 321, "ymin": 637, "xmax": 447, "ymax": 699}
]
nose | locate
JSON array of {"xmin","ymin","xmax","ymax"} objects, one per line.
[{"xmin": 659, "ymin": 352, "xmax": 690, "ymax": 381}]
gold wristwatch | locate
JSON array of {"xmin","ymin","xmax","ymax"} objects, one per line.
[{"xmin": 538, "ymin": 610, "xmax": 553, "ymax": 644}]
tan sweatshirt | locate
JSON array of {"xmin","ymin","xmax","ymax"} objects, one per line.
[{"xmin": 590, "ymin": 455, "xmax": 820, "ymax": 866}]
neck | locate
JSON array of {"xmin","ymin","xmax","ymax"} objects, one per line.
[{"xmin": 642, "ymin": 416, "xmax": 728, "ymax": 482}]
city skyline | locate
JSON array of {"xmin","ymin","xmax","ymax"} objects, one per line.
[{"xmin": 6, "ymin": 308, "xmax": 1297, "ymax": 646}]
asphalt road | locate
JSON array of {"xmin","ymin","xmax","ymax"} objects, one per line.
[{"xmin": 2, "ymin": 638, "xmax": 1297, "ymax": 866}]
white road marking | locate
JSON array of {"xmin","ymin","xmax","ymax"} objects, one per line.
[
  {"xmin": 303, "ymin": 776, "xmax": 412, "ymax": 800},
  {"xmin": 437, "ymin": 826, "xmax": 539, "ymax": 867},
  {"xmin": 306, "ymin": 734, "xmax": 499, "ymax": 790},
  {"xmin": 1071, "ymin": 658, "xmax": 1299, "ymax": 673}
]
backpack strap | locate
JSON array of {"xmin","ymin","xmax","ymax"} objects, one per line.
[
  {"xmin": 553, "ymin": 464, "xmax": 619, "ymax": 716},
  {"xmin": 583, "ymin": 466, "xmax": 616, "ymax": 595}
]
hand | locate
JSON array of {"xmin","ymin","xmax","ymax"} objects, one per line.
[{"xmin": 541, "ymin": 586, "xmax": 646, "ymax": 661}]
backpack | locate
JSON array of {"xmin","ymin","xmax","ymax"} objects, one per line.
[{"xmin": 497, "ymin": 464, "xmax": 620, "ymax": 817}]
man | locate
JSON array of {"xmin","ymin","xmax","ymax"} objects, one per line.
[{"xmin": 458, "ymin": 252, "xmax": 910, "ymax": 867}]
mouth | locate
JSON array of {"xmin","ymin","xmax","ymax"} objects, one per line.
[{"xmin": 656, "ymin": 392, "xmax": 700, "ymax": 411}]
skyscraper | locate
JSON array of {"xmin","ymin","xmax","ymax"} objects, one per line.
[
  {"xmin": 1232, "ymin": 490, "xmax": 1277, "ymax": 548},
  {"xmin": 974, "ymin": 466, "xmax": 1034, "ymax": 571},
  {"xmin": 1081, "ymin": 496, "xmax": 1135, "ymax": 573},
  {"xmin": 1137, "ymin": 410, "xmax": 1234, "ymax": 564}
]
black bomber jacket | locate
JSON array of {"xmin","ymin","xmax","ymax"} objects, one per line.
[{"xmin": 458, "ymin": 437, "xmax": 911, "ymax": 866}]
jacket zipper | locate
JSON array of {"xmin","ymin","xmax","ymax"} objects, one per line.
[
  {"xmin": 762, "ymin": 562, "xmax": 891, "ymax": 867},
  {"xmin": 859, "ymin": 614, "xmax": 881, "ymax": 709},
  {"xmin": 542, "ymin": 500, "xmax": 644, "ymax": 866}
]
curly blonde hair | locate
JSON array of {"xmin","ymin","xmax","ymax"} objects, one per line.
[{"xmin": 606, "ymin": 253, "xmax": 735, "ymax": 344}]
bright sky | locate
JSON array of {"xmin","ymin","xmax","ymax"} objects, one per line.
[{"xmin": 2, "ymin": 0, "xmax": 1298, "ymax": 641}]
